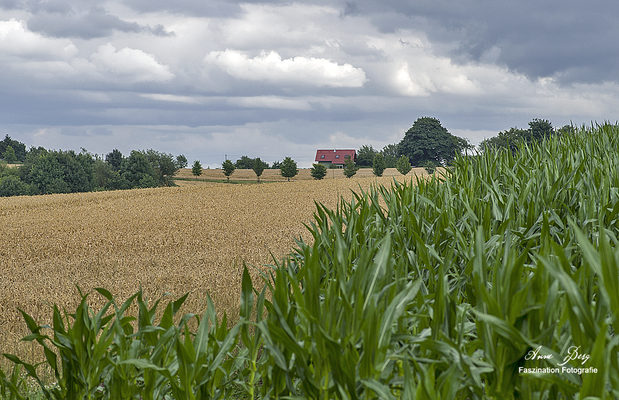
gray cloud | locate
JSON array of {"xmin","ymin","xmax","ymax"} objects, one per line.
[{"xmin": 26, "ymin": 6, "xmax": 173, "ymax": 39}]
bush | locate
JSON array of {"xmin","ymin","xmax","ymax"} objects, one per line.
[
  {"xmin": 310, "ymin": 163, "xmax": 327, "ymax": 180},
  {"xmin": 395, "ymin": 155, "xmax": 412, "ymax": 175},
  {"xmin": 0, "ymin": 175, "xmax": 31, "ymax": 196},
  {"xmin": 372, "ymin": 153, "xmax": 385, "ymax": 177},
  {"xmin": 192, "ymin": 160, "xmax": 202, "ymax": 178},
  {"xmin": 422, "ymin": 160, "xmax": 437, "ymax": 174},
  {"xmin": 222, "ymin": 159, "xmax": 235, "ymax": 181},
  {"xmin": 343, "ymin": 157, "xmax": 359, "ymax": 178},
  {"xmin": 280, "ymin": 157, "xmax": 298, "ymax": 181}
]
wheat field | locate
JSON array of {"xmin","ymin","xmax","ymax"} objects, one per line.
[{"xmin": 0, "ymin": 169, "xmax": 427, "ymax": 364}]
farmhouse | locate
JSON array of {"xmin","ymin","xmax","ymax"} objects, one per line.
[{"xmin": 315, "ymin": 149, "xmax": 356, "ymax": 168}]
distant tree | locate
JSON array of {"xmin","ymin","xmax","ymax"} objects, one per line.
[
  {"xmin": 145, "ymin": 149, "xmax": 179, "ymax": 186},
  {"xmin": 0, "ymin": 135, "xmax": 26, "ymax": 162},
  {"xmin": 271, "ymin": 160, "xmax": 281, "ymax": 169},
  {"xmin": 3, "ymin": 145, "xmax": 17, "ymax": 163},
  {"xmin": 253, "ymin": 157, "xmax": 266, "ymax": 182},
  {"xmin": 310, "ymin": 163, "xmax": 327, "ymax": 180},
  {"xmin": 529, "ymin": 118, "xmax": 554, "ymax": 142},
  {"xmin": 357, "ymin": 145, "xmax": 378, "ymax": 167},
  {"xmin": 280, "ymin": 157, "xmax": 298, "ymax": 181},
  {"xmin": 372, "ymin": 153, "xmax": 386, "ymax": 177},
  {"xmin": 398, "ymin": 117, "xmax": 463, "ymax": 166},
  {"xmin": 120, "ymin": 150, "xmax": 158, "ymax": 189},
  {"xmin": 176, "ymin": 154, "xmax": 188, "ymax": 169},
  {"xmin": 24, "ymin": 150, "xmax": 94, "ymax": 194},
  {"xmin": 343, "ymin": 156, "xmax": 359, "ymax": 178},
  {"xmin": 192, "ymin": 160, "xmax": 202, "ymax": 179},
  {"xmin": 478, "ymin": 127, "xmax": 530, "ymax": 154},
  {"xmin": 382, "ymin": 144, "xmax": 399, "ymax": 168},
  {"xmin": 396, "ymin": 155, "xmax": 412, "ymax": 175},
  {"xmin": 106, "ymin": 149, "xmax": 123, "ymax": 171},
  {"xmin": 222, "ymin": 159, "xmax": 235, "ymax": 181},
  {"xmin": 235, "ymin": 155, "xmax": 255, "ymax": 169},
  {"xmin": 422, "ymin": 160, "xmax": 437, "ymax": 174},
  {"xmin": 0, "ymin": 175, "xmax": 31, "ymax": 197}
]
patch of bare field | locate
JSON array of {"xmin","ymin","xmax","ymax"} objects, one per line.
[{"xmin": 0, "ymin": 172, "xmax": 428, "ymax": 365}]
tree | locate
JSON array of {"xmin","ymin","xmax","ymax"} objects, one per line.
[
  {"xmin": 356, "ymin": 145, "xmax": 378, "ymax": 167},
  {"xmin": 0, "ymin": 135, "xmax": 26, "ymax": 162},
  {"xmin": 372, "ymin": 153, "xmax": 386, "ymax": 177},
  {"xmin": 478, "ymin": 127, "xmax": 529, "ymax": 154},
  {"xmin": 3, "ymin": 145, "xmax": 17, "ymax": 164},
  {"xmin": 0, "ymin": 175, "xmax": 31, "ymax": 197},
  {"xmin": 235, "ymin": 156, "xmax": 255, "ymax": 169},
  {"xmin": 529, "ymin": 118, "xmax": 554, "ymax": 142},
  {"xmin": 145, "ymin": 149, "xmax": 179, "ymax": 186},
  {"xmin": 310, "ymin": 163, "xmax": 327, "ymax": 180},
  {"xmin": 422, "ymin": 160, "xmax": 437, "ymax": 174},
  {"xmin": 397, "ymin": 117, "xmax": 463, "ymax": 166},
  {"xmin": 396, "ymin": 155, "xmax": 412, "ymax": 175},
  {"xmin": 382, "ymin": 144, "xmax": 399, "ymax": 168},
  {"xmin": 280, "ymin": 157, "xmax": 298, "ymax": 181},
  {"xmin": 176, "ymin": 154, "xmax": 188, "ymax": 169},
  {"xmin": 222, "ymin": 159, "xmax": 235, "ymax": 181},
  {"xmin": 120, "ymin": 150, "xmax": 158, "ymax": 189},
  {"xmin": 271, "ymin": 161, "xmax": 281, "ymax": 169},
  {"xmin": 343, "ymin": 156, "xmax": 359, "ymax": 178},
  {"xmin": 253, "ymin": 157, "xmax": 266, "ymax": 182},
  {"xmin": 106, "ymin": 149, "xmax": 123, "ymax": 171},
  {"xmin": 192, "ymin": 160, "xmax": 202, "ymax": 179}
]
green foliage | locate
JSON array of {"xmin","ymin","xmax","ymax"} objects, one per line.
[
  {"xmin": 480, "ymin": 118, "xmax": 556, "ymax": 154},
  {"xmin": 176, "ymin": 154, "xmax": 188, "ymax": 169},
  {"xmin": 421, "ymin": 159, "xmax": 437, "ymax": 174},
  {"xmin": 144, "ymin": 149, "xmax": 179, "ymax": 187},
  {"xmin": 395, "ymin": 155, "xmax": 412, "ymax": 175},
  {"xmin": 310, "ymin": 163, "xmax": 327, "ymax": 180},
  {"xmin": 234, "ymin": 155, "xmax": 254, "ymax": 169},
  {"xmin": 279, "ymin": 156, "xmax": 298, "ymax": 181},
  {"xmin": 397, "ymin": 116, "xmax": 464, "ymax": 166},
  {"xmin": 191, "ymin": 160, "xmax": 202, "ymax": 178},
  {"xmin": 381, "ymin": 143, "xmax": 399, "ymax": 168},
  {"xmin": 0, "ymin": 175, "xmax": 32, "ymax": 197},
  {"xmin": 372, "ymin": 152, "xmax": 385, "ymax": 176},
  {"xmin": 0, "ymin": 135, "xmax": 26, "ymax": 163},
  {"xmin": 120, "ymin": 150, "xmax": 158, "ymax": 189},
  {"xmin": 20, "ymin": 149, "xmax": 95, "ymax": 194},
  {"xmin": 356, "ymin": 144, "xmax": 378, "ymax": 167},
  {"xmin": 252, "ymin": 157, "xmax": 266, "ymax": 181},
  {"xmin": 3, "ymin": 146, "xmax": 17, "ymax": 164},
  {"xmin": 105, "ymin": 149, "xmax": 123, "ymax": 171},
  {"xmin": 342, "ymin": 156, "xmax": 359, "ymax": 178},
  {"xmin": 222, "ymin": 159, "xmax": 235, "ymax": 181}
]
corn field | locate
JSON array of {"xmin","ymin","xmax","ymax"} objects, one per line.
[{"xmin": 3, "ymin": 123, "xmax": 619, "ymax": 399}]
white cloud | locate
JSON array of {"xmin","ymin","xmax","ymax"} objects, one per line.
[
  {"xmin": 206, "ymin": 49, "xmax": 367, "ymax": 88},
  {"xmin": 91, "ymin": 43, "xmax": 175, "ymax": 83},
  {"xmin": 0, "ymin": 19, "xmax": 78, "ymax": 60}
]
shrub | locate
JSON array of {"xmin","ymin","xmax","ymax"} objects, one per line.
[
  {"xmin": 395, "ymin": 155, "xmax": 412, "ymax": 175},
  {"xmin": 310, "ymin": 163, "xmax": 327, "ymax": 180},
  {"xmin": 279, "ymin": 157, "xmax": 298, "ymax": 181},
  {"xmin": 372, "ymin": 153, "xmax": 385, "ymax": 176},
  {"xmin": 342, "ymin": 156, "xmax": 359, "ymax": 178}
]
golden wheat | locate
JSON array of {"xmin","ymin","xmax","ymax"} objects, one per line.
[{"xmin": 0, "ymin": 171, "xmax": 427, "ymax": 365}]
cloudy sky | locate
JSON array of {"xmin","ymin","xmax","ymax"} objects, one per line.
[{"xmin": 1, "ymin": 0, "xmax": 618, "ymax": 167}]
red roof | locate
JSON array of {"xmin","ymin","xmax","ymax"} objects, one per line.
[{"xmin": 315, "ymin": 149, "xmax": 356, "ymax": 164}]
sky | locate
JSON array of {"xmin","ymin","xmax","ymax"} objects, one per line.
[{"xmin": 1, "ymin": 0, "xmax": 619, "ymax": 168}]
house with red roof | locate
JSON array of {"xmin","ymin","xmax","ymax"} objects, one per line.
[{"xmin": 315, "ymin": 149, "xmax": 356, "ymax": 168}]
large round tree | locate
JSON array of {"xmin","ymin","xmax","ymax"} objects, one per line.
[{"xmin": 398, "ymin": 117, "xmax": 459, "ymax": 167}]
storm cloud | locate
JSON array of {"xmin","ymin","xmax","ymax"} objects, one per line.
[{"xmin": 1, "ymin": 0, "xmax": 618, "ymax": 167}]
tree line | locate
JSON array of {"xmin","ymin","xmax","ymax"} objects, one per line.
[
  {"xmin": 0, "ymin": 137, "xmax": 187, "ymax": 197},
  {"xmin": 351, "ymin": 117, "xmax": 569, "ymax": 177}
]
